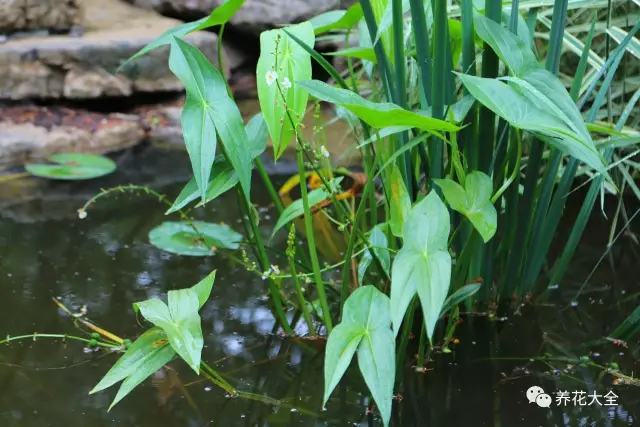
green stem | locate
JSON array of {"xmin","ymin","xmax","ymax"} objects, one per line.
[
  {"xmin": 0, "ymin": 333, "xmax": 119, "ymax": 349},
  {"xmin": 237, "ymin": 188, "xmax": 293, "ymax": 334},
  {"xmin": 255, "ymin": 157, "xmax": 284, "ymax": 214},
  {"xmin": 286, "ymin": 241, "xmax": 316, "ymax": 335},
  {"xmin": 295, "ymin": 148, "xmax": 333, "ymax": 332}
]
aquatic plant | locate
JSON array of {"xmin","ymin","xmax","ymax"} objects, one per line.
[{"xmin": 22, "ymin": 0, "xmax": 637, "ymax": 424}]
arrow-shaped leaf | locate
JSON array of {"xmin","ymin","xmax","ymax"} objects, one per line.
[
  {"xmin": 390, "ymin": 192, "xmax": 451, "ymax": 341},
  {"xmin": 435, "ymin": 171, "xmax": 497, "ymax": 242}
]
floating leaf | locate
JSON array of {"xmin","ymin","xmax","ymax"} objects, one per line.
[
  {"xmin": 271, "ymin": 177, "xmax": 343, "ymax": 237},
  {"xmin": 90, "ymin": 327, "xmax": 175, "ymax": 409},
  {"xmin": 25, "ymin": 153, "xmax": 116, "ymax": 180},
  {"xmin": 169, "ymin": 38, "xmax": 252, "ymax": 202},
  {"xmin": 257, "ymin": 22, "xmax": 314, "ymax": 158},
  {"xmin": 323, "ymin": 286, "xmax": 395, "ymax": 427},
  {"xmin": 122, "ymin": 0, "xmax": 246, "ymax": 67},
  {"xmin": 390, "ymin": 192, "xmax": 451, "ymax": 341},
  {"xmin": 149, "ymin": 221, "xmax": 242, "ymax": 256},
  {"xmin": 299, "ymin": 80, "xmax": 459, "ymax": 134},
  {"xmin": 435, "ymin": 171, "xmax": 497, "ymax": 242}
]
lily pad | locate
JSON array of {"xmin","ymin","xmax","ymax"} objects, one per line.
[
  {"xmin": 149, "ymin": 221, "xmax": 242, "ymax": 256},
  {"xmin": 25, "ymin": 153, "xmax": 116, "ymax": 180}
]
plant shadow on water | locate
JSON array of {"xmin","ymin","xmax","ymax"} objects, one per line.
[{"xmin": 0, "ymin": 146, "xmax": 638, "ymax": 426}]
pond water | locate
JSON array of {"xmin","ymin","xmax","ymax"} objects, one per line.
[{"xmin": 0, "ymin": 145, "xmax": 638, "ymax": 426}]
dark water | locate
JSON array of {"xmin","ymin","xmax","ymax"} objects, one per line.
[{"xmin": 0, "ymin": 145, "xmax": 638, "ymax": 426}]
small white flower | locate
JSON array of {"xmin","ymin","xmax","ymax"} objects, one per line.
[
  {"xmin": 270, "ymin": 264, "xmax": 280, "ymax": 275},
  {"xmin": 281, "ymin": 77, "xmax": 292, "ymax": 90},
  {"xmin": 77, "ymin": 209, "xmax": 87, "ymax": 219},
  {"xmin": 265, "ymin": 70, "xmax": 277, "ymax": 87},
  {"xmin": 320, "ymin": 145, "xmax": 330, "ymax": 158}
]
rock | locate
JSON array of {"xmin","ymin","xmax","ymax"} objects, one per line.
[
  {"xmin": 0, "ymin": 0, "xmax": 82, "ymax": 34},
  {"xmin": 0, "ymin": 0, "xmax": 219, "ymax": 100},
  {"xmin": 0, "ymin": 106, "xmax": 145, "ymax": 167},
  {"xmin": 127, "ymin": 0, "xmax": 342, "ymax": 33}
]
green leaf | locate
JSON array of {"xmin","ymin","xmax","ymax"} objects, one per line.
[
  {"xmin": 90, "ymin": 328, "xmax": 171, "ymax": 394},
  {"xmin": 245, "ymin": 113, "xmax": 269, "ymax": 159},
  {"xmin": 190, "ymin": 270, "xmax": 216, "ymax": 309},
  {"xmin": 358, "ymin": 224, "xmax": 390, "ymax": 284},
  {"xmin": 299, "ymin": 80, "xmax": 459, "ymax": 133},
  {"xmin": 611, "ymin": 305, "xmax": 640, "ymax": 341},
  {"xmin": 458, "ymin": 73, "xmax": 605, "ymax": 172},
  {"xmin": 439, "ymin": 283, "xmax": 481, "ymax": 318},
  {"xmin": 90, "ymin": 328, "xmax": 175, "ymax": 409},
  {"xmin": 387, "ymin": 165, "xmax": 411, "ymax": 238},
  {"xmin": 25, "ymin": 153, "xmax": 116, "ymax": 181},
  {"xmin": 135, "ymin": 289, "xmax": 203, "ymax": 373},
  {"xmin": 257, "ymin": 22, "xmax": 314, "ymax": 158},
  {"xmin": 435, "ymin": 171, "xmax": 497, "ymax": 242},
  {"xmin": 354, "ymin": 291, "xmax": 395, "ymax": 427},
  {"xmin": 323, "ymin": 286, "xmax": 395, "ymax": 427},
  {"xmin": 390, "ymin": 192, "xmax": 451, "ymax": 341},
  {"xmin": 169, "ymin": 38, "xmax": 252, "ymax": 202},
  {"xmin": 310, "ymin": 3, "xmax": 363, "ymax": 35},
  {"xmin": 149, "ymin": 221, "xmax": 242, "ymax": 256},
  {"xmin": 167, "ymin": 114, "xmax": 268, "ymax": 214},
  {"xmin": 327, "ymin": 47, "xmax": 377, "ymax": 63},
  {"xmin": 110, "ymin": 342, "xmax": 175, "ymax": 410},
  {"xmin": 166, "ymin": 159, "xmax": 238, "ymax": 214},
  {"xmin": 271, "ymin": 177, "xmax": 343, "ymax": 237},
  {"xmin": 121, "ymin": 0, "xmax": 245, "ymax": 67},
  {"xmin": 322, "ymin": 323, "xmax": 363, "ymax": 406},
  {"xmin": 474, "ymin": 13, "xmax": 538, "ymax": 75}
]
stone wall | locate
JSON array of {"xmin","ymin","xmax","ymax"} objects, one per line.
[
  {"xmin": 127, "ymin": 0, "xmax": 343, "ymax": 33},
  {"xmin": 0, "ymin": 0, "xmax": 81, "ymax": 33}
]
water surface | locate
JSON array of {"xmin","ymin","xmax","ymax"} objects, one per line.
[{"xmin": 1, "ymin": 145, "xmax": 638, "ymax": 426}]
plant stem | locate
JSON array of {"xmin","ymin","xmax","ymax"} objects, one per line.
[
  {"xmin": 287, "ymin": 249, "xmax": 316, "ymax": 335},
  {"xmin": 295, "ymin": 148, "xmax": 333, "ymax": 332},
  {"xmin": 236, "ymin": 188, "xmax": 293, "ymax": 334}
]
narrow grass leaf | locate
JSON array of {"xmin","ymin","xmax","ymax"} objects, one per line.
[{"xmin": 439, "ymin": 283, "xmax": 481, "ymax": 318}]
